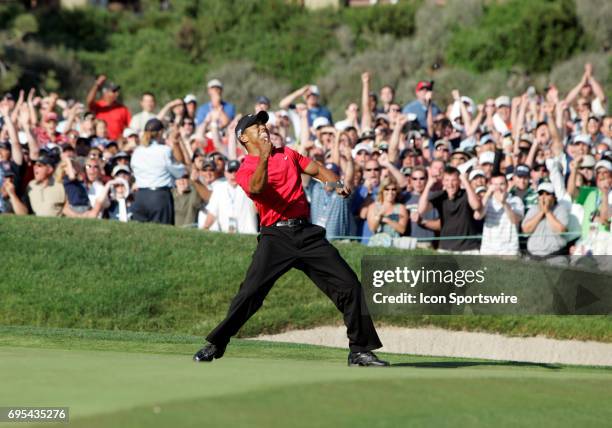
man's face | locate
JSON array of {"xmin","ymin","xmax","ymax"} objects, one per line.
[
  {"xmin": 480, "ymin": 162, "xmax": 494, "ymax": 177},
  {"xmin": 241, "ymin": 123, "xmax": 269, "ymax": 149},
  {"xmin": 207, "ymin": 86, "xmax": 222, "ymax": 99},
  {"xmin": 380, "ymin": 86, "xmax": 394, "ymax": 104},
  {"xmin": 225, "ymin": 169, "xmax": 238, "ymax": 185},
  {"xmin": 531, "ymin": 166, "xmax": 547, "ymax": 183},
  {"xmin": 513, "ymin": 175, "xmax": 529, "ymax": 191},
  {"xmin": 498, "ymin": 106, "xmax": 510, "ymax": 121},
  {"xmin": 306, "ymin": 93, "xmax": 319, "ymax": 107},
  {"xmin": 346, "ymin": 103, "xmax": 358, "ymax": 118},
  {"xmin": 410, "ymin": 170, "xmax": 427, "ymax": 193},
  {"xmin": 364, "ymin": 160, "xmax": 381, "ymax": 187},
  {"xmin": 538, "ymin": 192, "xmax": 555, "ymax": 207},
  {"xmin": 202, "ymin": 165, "xmax": 216, "ymax": 184},
  {"xmin": 490, "ymin": 175, "xmax": 507, "ymax": 193},
  {"xmin": 103, "ymin": 88, "xmax": 119, "ymax": 103},
  {"xmin": 430, "ymin": 160, "xmax": 444, "ymax": 179},
  {"xmin": 317, "ymin": 127, "xmax": 335, "ymax": 148},
  {"xmin": 44, "ymin": 119, "xmax": 57, "ymax": 135},
  {"xmin": 579, "ymin": 166, "xmax": 594, "ymax": 183},
  {"xmin": 443, "ymin": 172, "xmax": 460, "ymax": 197},
  {"xmin": 596, "ymin": 168, "xmax": 611, "ymax": 187},
  {"xmin": 354, "ymin": 149, "xmax": 370, "ymax": 167},
  {"xmin": 535, "ymin": 125, "xmax": 550, "ymax": 144},
  {"xmin": 33, "ymin": 162, "xmax": 52, "ymax": 182},
  {"xmin": 450, "ymin": 153, "xmax": 468, "ymax": 167},
  {"xmin": 181, "ymin": 119, "xmax": 195, "ymax": 136},
  {"xmin": 470, "ymin": 176, "xmax": 486, "ymax": 189},
  {"xmin": 434, "ymin": 145, "xmax": 450, "ymax": 161},
  {"xmin": 577, "ymin": 97, "xmax": 590, "ymax": 115},
  {"xmin": 602, "ymin": 117, "xmax": 612, "ymax": 138},
  {"xmin": 415, "ymin": 88, "xmax": 429, "ymax": 103},
  {"xmin": 141, "ymin": 94, "xmax": 155, "ymax": 112},
  {"xmin": 587, "ymin": 118, "xmax": 600, "ymax": 135},
  {"xmin": 176, "ymin": 177, "xmax": 189, "ymax": 193},
  {"xmin": 0, "ymin": 147, "xmax": 10, "ymax": 162},
  {"xmin": 255, "ymin": 102, "xmax": 269, "ymax": 113},
  {"xmin": 85, "ymin": 160, "xmax": 101, "ymax": 181}
]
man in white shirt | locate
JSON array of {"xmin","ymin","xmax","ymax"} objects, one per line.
[
  {"xmin": 129, "ymin": 92, "xmax": 157, "ymax": 133},
  {"xmin": 203, "ymin": 159, "xmax": 257, "ymax": 234},
  {"xmin": 475, "ymin": 173, "xmax": 524, "ymax": 255}
]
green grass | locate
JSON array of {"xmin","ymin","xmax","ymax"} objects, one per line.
[
  {"xmin": 1, "ymin": 216, "xmax": 611, "ymax": 342},
  {"xmin": 0, "ymin": 326, "xmax": 611, "ymax": 428}
]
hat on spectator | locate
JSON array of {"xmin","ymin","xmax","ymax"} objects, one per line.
[
  {"xmin": 595, "ymin": 159, "xmax": 612, "ymax": 172},
  {"xmin": 235, "ymin": 111, "xmax": 269, "ymax": 139},
  {"xmin": 459, "ymin": 137, "xmax": 476, "ymax": 152},
  {"xmin": 400, "ymin": 166, "xmax": 412, "ymax": 176},
  {"xmin": 2, "ymin": 92, "xmax": 14, "ymax": 101},
  {"xmin": 537, "ymin": 181, "xmax": 555, "ymax": 194},
  {"xmin": 505, "ymin": 166, "xmax": 514, "ymax": 181},
  {"xmin": 475, "ymin": 186, "xmax": 487, "ymax": 195},
  {"xmin": 0, "ymin": 142, "xmax": 11, "ymax": 151},
  {"xmin": 44, "ymin": 112, "xmax": 58, "ymax": 122},
  {"xmin": 415, "ymin": 81, "xmax": 432, "ymax": 91},
  {"xmin": 309, "ymin": 85, "xmax": 320, "ymax": 96},
  {"xmin": 122, "ymin": 128, "xmax": 138, "ymax": 139},
  {"xmin": 102, "ymin": 81, "xmax": 121, "ymax": 92},
  {"xmin": 479, "ymin": 151, "xmax": 495, "ymax": 165},
  {"xmin": 144, "ymin": 118, "xmax": 164, "ymax": 132},
  {"xmin": 2, "ymin": 169, "xmax": 15, "ymax": 178},
  {"xmin": 351, "ymin": 142, "xmax": 373, "ymax": 158},
  {"xmin": 183, "ymin": 94, "xmax": 197, "ymax": 104},
  {"xmin": 226, "ymin": 159, "xmax": 241, "ymax": 173},
  {"xmin": 375, "ymin": 113, "xmax": 390, "ymax": 124},
  {"xmin": 312, "ymin": 116, "xmax": 331, "ymax": 130},
  {"xmin": 515, "ymin": 164, "xmax": 531, "ymax": 177},
  {"xmin": 277, "ymin": 109, "xmax": 289, "ymax": 118},
  {"xmin": 450, "ymin": 150, "xmax": 471, "ymax": 159},
  {"xmin": 572, "ymin": 134, "xmax": 592, "ymax": 146},
  {"xmin": 207, "ymin": 79, "xmax": 223, "ymax": 89},
  {"xmin": 478, "ymin": 134, "xmax": 494, "ymax": 146},
  {"xmin": 34, "ymin": 154, "xmax": 55, "ymax": 167},
  {"xmin": 469, "ymin": 169, "xmax": 485, "ymax": 181},
  {"xmin": 325, "ymin": 162, "xmax": 341, "ymax": 176},
  {"xmin": 105, "ymin": 141, "xmax": 118, "ymax": 149},
  {"xmin": 580, "ymin": 155, "xmax": 596, "ymax": 168},
  {"xmin": 202, "ymin": 159, "xmax": 216, "ymax": 170},
  {"xmin": 519, "ymin": 134, "xmax": 533, "ymax": 145},
  {"xmin": 111, "ymin": 164, "xmax": 132, "ymax": 177},
  {"xmin": 113, "ymin": 151, "xmax": 130, "ymax": 161},
  {"xmin": 434, "ymin": 139, "xmax": 450, "ymax": 150},
  {"xmin": 495, "ymin": 96, "xmax": 510, "ymax": 108},
  {"xmin": 399, "ymin": 148, "xmax": 422, "ymax": 159},
  {"xmin": 601, "ymin": 151, "xmax": 612, "ymax": 162},
  {"xmin": 255, "ymin": 96, "xmax": 271, "ymax": 106},
  {"xmin": 407, "ymin": 130, "xmax": 422, "ymax": 140},
  {"xmin": 357, "ymin": 130, "xmax": 376, "ymax": 143}
]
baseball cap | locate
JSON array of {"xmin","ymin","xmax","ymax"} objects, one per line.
[
  {"xmin": 113, "ymin": 151, "xmax": 130, "ymax": 160},
  {"xmin": 309, "ymin": 85, "xmax": 320, "ymax": 96},
  {"xmin": 44, "ymin": 112, "xmax": 58, "ymax": 122},
  {"xmin": 2, "ymin": 92, "xmax": 14, "ymax": 101},
  {"xmin": 475, "ymin": 186, "xmax": 487, "ymax": 194},
  {"xmin": 459, "ymin": 137, "xmax": 476, "ymax": 151},
  {"xmin": 111, "ymin": 164, "xmax": 132, "ymax": 177},
  {"xmin": 495, "ymin": 96, "xmax": 510, "ymax": 108},
  {"xmin": 0, "ymin": 142, "xmax": 11, "ymax": 151},
  {"xmin": 351, "ymin": 142, "xmax": 373, "ymax": 158},
  {"xmin": 255, "ymin": 96, "xmax": 271, "ymax": 106},
  {"xmin": 207, "ymin": 79, "xmax": 223, "ymax": 89},
  {"xmin": 183, "ymin": 94, "xmax": 197, "ymax": 104},
  {"xmin": 235, "ymin": 110, "xmax": 269, "ymax": 139},
  {"xmin": 434, "ymin": 139, "xmax": 449, "ymax": 149},
  {"xmin": 469, "ymin": 169, "xmax": 485, "ymax": 181},
  {"xmin": 312, "ymin": 116, "xmax": 331, "ymax": 130},
  {"xmin": 202, "ymin": 159, "xmax": 215, "ymax": 170},
  {"xmin": 572, "ymin": 134, "xmax": 592, "ymax": 146},
  {"xmin": 122, "ymin": 128, "xmax": 138, "ymax": 139},
  {"xmin": 226, "ymin": 159, "xmax": 241, "ymax": 173},
  {"xmin": 580, "ymin": 155, "xmax": 596, "ymax": 168},
  {"xmin": 400, "ymin": 166, "xmax": 412, "ymax": 176},
  {"xmin": 34, "ymin": 154, "xmax": 55, "ymax": 166},
  {"xmin": 479, "ymin": 151, "xmax": 495, "ymax": 165},
  {"xmin": 415, "ymin": 81, "xmax": 432, "ymax": 91},
  {"xmin": 515, "ymin": 164, "xmax": 531, "ymax": 177},
  {"xmin": 537, "ymin": 181, "xmax": 555, "ymax": 194},
  {"xmin": 479, "ymin": 134, "xmax": 494, "ymax": 146},
  {"xmin": 595, "ymin": 159, "xmax": 612, "ymax": 172},
  {"xmin": 325, "ymin": 162, "xmax": 341, "ymax": 176},
  {"xmin": 102, "ymin": 81, "xmax": 121, "ymax": 92},
  {"xmin": 375, "ymin": 113, "xmax": 390, "ymax": 124},
  {"xmin": 144, "ymin": 118, "xmax": 164, "ymax": 132}
]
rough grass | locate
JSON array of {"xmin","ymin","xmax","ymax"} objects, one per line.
[{"xmin": 1, "ymin": 216, "xmax": 611, "ymax": 342}]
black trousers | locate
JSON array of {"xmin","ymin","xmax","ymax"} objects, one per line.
[
  {"xmin": 207, "ymin": 223, "xmax": 383, "ymax": 352},
  {"xmin": 131, "ymin": 188, "xmax": 174, "ymax": 225}
]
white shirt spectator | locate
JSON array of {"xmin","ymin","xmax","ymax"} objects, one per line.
[
  {"xmin": 130, "ymin": 141, "xmax": 185, "ymax": 189},
  {"xmin": 129, "ymin": 111, "xmax": 157, "ymax": 133},
  {"xmin": 206, "ymin": 180, "xmax": 257, "ymax": 234},
  {"xmin": 87, "ymin": 180, "xmax": 110, "ymax": 217},
  {"xmin": 480, "ymin": 196, "xmax": 524, "ymax": 255}
]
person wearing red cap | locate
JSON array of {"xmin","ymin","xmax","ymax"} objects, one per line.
[
  {"xmin": 193, "ymin": 110, "xmax": 388, "ymax": 367},
  {"xmin": 401, "ymin": 80, "xmax": 441, "ymax": 130},
  {"xmin": 32, "ymin": 112, "xmax": 65, "ymax": 147},
  {"xmin": 86, "ymin": 75, "xmax": 131, "ymax": 141}
]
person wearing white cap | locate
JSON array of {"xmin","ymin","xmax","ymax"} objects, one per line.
[
  {"xmin": 194, "ymin": 78, "xmax": 236, "ymax": 127},
  {"xmin": 474, "ymin": 173, "xmax": 524, "ymax": 255},
  {"xmin": 279, "ymin": 84, "xmax": 332, "ymax": 127},
  {"xmin": 129, "ymin": 92, "xmax": 157, "ymax": 133},
  {"xmin": 493, "ymin": 95, "xmax": 511, "ymax": 134},
  {"xmin": 183, "ymin": 94, "xmax": 198, "ymax": 119},
  {"xmin": 521, "ymin": 181, "xmax": 569, "ymax": 258}
]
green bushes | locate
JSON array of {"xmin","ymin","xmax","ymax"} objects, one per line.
[{"xmin": 446, "ymin": 0, "xmax": 586, "ymax": 73}]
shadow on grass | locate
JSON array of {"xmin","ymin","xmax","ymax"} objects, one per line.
[{"xmin": 391, "ymin": 360, "xmax": 561, "ymax": 370}]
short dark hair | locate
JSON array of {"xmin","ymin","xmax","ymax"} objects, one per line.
[
  {"xmin": 381, "ymin": 85, "xmax": 395, "ymax": 95},
  {"xmin": 490, "ymin": 172, "xmax": 507, "ymax": 182},
  {"xmin": 142, "ymin": 92, "xmax": 155, "ymax": 99},
  {"xmin": 443, "ymin": 166, "xmax": 459, "ymax": 176}
]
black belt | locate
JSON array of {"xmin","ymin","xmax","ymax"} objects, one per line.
[
  {"xmin": 273, "ymin": 218, "xmax": 309, "ymax": 227},
  {"xmin": 140, "ymin": 186, "xmax": 171, "ymax": 191}
]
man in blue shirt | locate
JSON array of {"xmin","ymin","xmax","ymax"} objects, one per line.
[
  {"xmin": 402, "ymin": 81, "xmax": 441, "ymax": 130},
  {"xmin": 194, "ymin": 79, "xmax": 236, "ymax": 128},
  {"xmin": 279, "ymin": 84, "xmax": 332, "ymax": 128}
]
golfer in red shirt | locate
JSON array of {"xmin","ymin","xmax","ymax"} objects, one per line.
[{"xmin": 194, "ymin": 111, "xmax": 388, "ymax": 367}]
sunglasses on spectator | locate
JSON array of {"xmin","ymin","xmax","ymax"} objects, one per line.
[
  {"xmin": 411, "ymin": 176, "xmax": 426, "ymax": 181},
  {"xmin": 389, "ymin": 107, "xmax": 401, "ymax": 112},
  {"xmin": 365, "ymin": 167, "xmax": 381, "ymax": 172}
]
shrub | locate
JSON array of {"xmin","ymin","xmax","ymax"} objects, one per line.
[
  {"xmin": 446, "ymin": 0, "xmax": 587, "ymax": 73},
  {"xmin": 575, "ymin": 0, "xmax": 612, "ymax": 51}
]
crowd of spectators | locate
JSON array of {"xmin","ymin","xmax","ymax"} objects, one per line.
[{"xmin": 1, "ymin": 63, "xmax": 610, "ymax": 257}]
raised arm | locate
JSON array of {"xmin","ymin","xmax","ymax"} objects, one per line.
[
  {"xmin": 279, "ymin": 85, "xmax": 309, "ymax": 110},
  {"xmin": 87, "ymin": 75, "xmax": 106, "ymax": 110},
  {"xmin": 0, "ymin": 104, "xmax": 23, "ymax": 166},
  {"xmin": 360, "ymin": 72, "xmax": 372, "ymax": 131},
  {"xmin": 586, "ymin": 63, "xmax": 607, "ymax": 104},
  {"xmin": 460, "ymin": 172, "xmax": 482, "ymax": 211}
]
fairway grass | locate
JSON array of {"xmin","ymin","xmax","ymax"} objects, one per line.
[{"xmin": 1, "ymin": 327, "xmax": 611, "ymax": 428}]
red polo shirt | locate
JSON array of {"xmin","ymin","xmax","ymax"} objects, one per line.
[
  {"xmin": 236, "ymin": 146, "xmax": 311, "ymax": 226},
  {"xmin": 89, "ymin": 100, "xmax": 131, "ymax": 141}
]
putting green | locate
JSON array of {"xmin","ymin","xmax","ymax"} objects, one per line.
[{"xmin": 1, "ymin": 327, "xmax": 611, "ymax": 427}]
